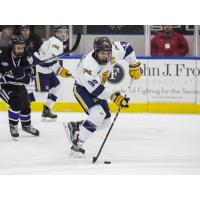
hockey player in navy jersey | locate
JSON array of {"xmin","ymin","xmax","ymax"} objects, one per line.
[
  {"xmin": 0, "ymin": 35, "xmax": 39, "ymax": 138},
  {"xmin": 63, "ymin": 36, "xmax": 141, "ymax": 157}
]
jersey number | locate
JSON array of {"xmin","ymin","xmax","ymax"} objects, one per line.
[{"xmin": 88, "ymin": 80, "xmax": 98, "ymax": 87}]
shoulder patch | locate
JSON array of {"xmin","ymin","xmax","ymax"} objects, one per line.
[
  {"xmin": 83, "ymin": 68, "xmax": 92, "ymax": 75},
  {"xmin": 52, "ymin": 44, "xmax": 60, "ymax": 50},
  {"xmin": 27, "ymin": 56, "xmax": 33, "ymax": 64},
  {"xmin": 1, "ymin": 62, "xmax": 9, "ymax": 66}
]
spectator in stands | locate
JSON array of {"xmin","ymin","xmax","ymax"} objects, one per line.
[
  {"xmin": 0, "ymin": 25, "xmax": 14, "ymax": 49},
  {"xmin": 151, "ymin": 25, "xmax": 189, "ymax": 57},
  {"xmin": 20, "ymin": 25, "xmax": 43, "ymax": 55}
]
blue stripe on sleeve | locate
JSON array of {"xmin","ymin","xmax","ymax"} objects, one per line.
[
  {"xmin": 32, "ymin": 54, "xmax": 57, "ymax": 67},
  {"xmin": 40, "ymin": 60, "xmax": 57, "ymax": 67},
  {"xmin": 91, "ymin": 84, "xmax": 105, "ymax": 97},
  {"xmin": 124, "ymin": 45, "xmax": 134, "ymax": 58}
]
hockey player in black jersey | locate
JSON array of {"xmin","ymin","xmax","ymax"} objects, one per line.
[{"xmin": 0, "ymin": 35, "xmax": 39, "ymax": 138}]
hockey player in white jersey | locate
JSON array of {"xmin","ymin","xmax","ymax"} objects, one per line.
[
  {"xmin": 64, "ymin": 36, "xmax": 141, "ymax": 157},
  {"xmin": 33, "ymin": 25, "xmax": 70, "ymax": 120}
]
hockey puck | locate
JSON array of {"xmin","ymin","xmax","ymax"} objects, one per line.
[{"xmin": 104, "ymin": 161, "xmax": 111, "ymax": 164}]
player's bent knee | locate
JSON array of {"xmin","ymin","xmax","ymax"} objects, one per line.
[
  {"xmin": 88, "ymin": 105, "xmax": 106, "ymax": 127},
  {"xmin": 9, "ymin": 97, "xmax": 22, "ymax": 111},
  {"xmin": 97, "ymin": 118, "xmax": 111, "ymax": 130},
  {"xmin": 50, "ymin": 83, "xmax": 61, "ymax": 96}
]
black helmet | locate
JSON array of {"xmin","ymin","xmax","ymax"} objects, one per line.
[
  {"xmin": 54, "ymin": 25, "xmax": 68, "ymax": 41},
  {"xmin": 10, "ymin": 35, "xmax": 25, "ymax": 57},
  {"xmin": 10, "ymin": 34, "xmax": 25, "ymax": 48},
  {"xmin": 54, "ymin": 25, "xmax": 68, "ymax": 32},
  {"xmin": 93, "ymin": 37, "xmax": 112, "ymax": 65}
]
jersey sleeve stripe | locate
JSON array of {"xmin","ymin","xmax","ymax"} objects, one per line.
[
  {"xmin": 124, "ymin": 45, "xmax": 134, "ymax": 58},
  {"xmin": 33, "ymin": 54, "xmax": 57, "ymax": 67},
  {"xmin": 39, "ymin": 60, "xmax": 57, "ymax": 67}
]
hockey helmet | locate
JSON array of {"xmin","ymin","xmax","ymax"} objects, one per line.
[
  {"xmin": 54, "ymin": 25, "xmax": 69, "ymax": 41},
  {"xmin": 93, "ymin": 36, "xmax": 112, "ymax": 65}
]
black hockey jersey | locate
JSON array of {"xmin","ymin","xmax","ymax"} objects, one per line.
[{"xmin": 0, "ymin": 48, "xmax": 35, "ymax": 85}]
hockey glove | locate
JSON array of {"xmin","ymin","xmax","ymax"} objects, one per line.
[
  {"xmin": 111, "ymin": 92, "xmax": 130, "ymax": 108},
  {"xmin": 56, "ymin": 67, "xmax": 71, "ymax": 78},
  {"xmin": 129, "ymin": 62, "xmax": 141, "ymax": 80},
  {"xmin": 12, "ymin": 67, "xmax": 25, "ymax": 80}
]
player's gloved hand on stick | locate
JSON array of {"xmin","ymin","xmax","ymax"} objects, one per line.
[
  {"xmin": 56, "ymin": 67, "xmax": 71, "ymax": 78},
  {"xmin": 12, "ymin": 67, "xmax": 25, "ymax": 80},
  {"xmin": 129, "ymin": 62, "xmax": 141, "ymax": 80},
  {"xmin": 111, "ymin": 92, "xmax": 130, "ymax": 108}
]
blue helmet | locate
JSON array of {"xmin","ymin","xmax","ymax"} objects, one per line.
[
  {"xmin": 94, "ymin": 36, "xmax": 112, "ymax": 52},
  {"xmin": 93, "ymin": 37, "xmax": 112, "ymax": 64}
]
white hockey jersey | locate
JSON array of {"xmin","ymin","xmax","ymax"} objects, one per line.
[
  {"xmin": 34, "ymin": 36, "xmax": 64, "ymax": 74},
  {"xmin": 75, "ymin": 41, "xmax": 140, "ymax": 100}
]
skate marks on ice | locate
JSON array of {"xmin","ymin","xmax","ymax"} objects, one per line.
[
  {"xmin": 1, "ymin": 112, "xmax": 200, "ymax": 174},
  {"xmin": 1, "ymin": 155, "xmax": 200, "ymax": 174}
]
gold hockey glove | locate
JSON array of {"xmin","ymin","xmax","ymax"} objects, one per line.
[
  {"xmin": 129, "ymin": 62, "xmax": 141, "ymax": 80},
  {"xmin": 111, "ymin": 92, "xmax": 130, "ymax": 108}
]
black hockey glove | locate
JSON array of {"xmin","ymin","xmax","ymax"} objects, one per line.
[{"xmin": 12, "ymin": 67, "xmax": 25, "ymax": 80}]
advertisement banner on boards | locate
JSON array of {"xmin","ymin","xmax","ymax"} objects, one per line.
[{"xmin": 2, "ymin": 58, "xmax": 200, "ymax": 105}]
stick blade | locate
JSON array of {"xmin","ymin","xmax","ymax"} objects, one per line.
[{"xmin": 92, "ymin": 157, "xmax": 97, "ymax": 163}]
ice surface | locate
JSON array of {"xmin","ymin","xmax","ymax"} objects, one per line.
[{"xmin": 0, "ymin": 112, "xmax": 200, "ymax": 174}]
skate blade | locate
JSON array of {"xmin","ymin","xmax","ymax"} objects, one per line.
[
  {"xmin": 68, "ymin": 150, "xmax": 85, "ymax": 158},
  {"xmin": 41, "ymin": 117, "xmax": 57, "ymax": 122},
  {"xmin": 63, "ymin": 122, "xmax": 73, "ymax": 145},
  {"xmin": 22, "ymin": 130, "xmax": 39, "ymax": 137}
]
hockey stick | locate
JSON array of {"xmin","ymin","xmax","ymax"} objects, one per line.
[
  {"xmin": 0, "ymin": 33, "xmax": 81, "ymax": 78},
  {"xmin": 92, "ymin": 79, "xmax": 134, "ymax": 164},
  {"xmin": 67, "ymin": 33, "xmax": 81, "ymax": 53}
]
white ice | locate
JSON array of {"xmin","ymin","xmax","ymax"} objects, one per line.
[{"xmin": 0, "ymin": 112, "xmax": 200, "ymax": 174}]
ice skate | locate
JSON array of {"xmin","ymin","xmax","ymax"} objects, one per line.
[
  {"xmin": 63, "ymin": 121, "xmax": 81, "ymax": 144},
  {"xmin": 9, "ymin": 124, "xmax": 19, "ymax": 138},
  {"xmin": 22, "ymin": 125, "xmax": 40, "ymax": 136},
  {"xmin": 70, "ymin": 138, "xmax": 85, "ymax": 158},
  {"xmin": 42, "ymin": 105, "xmax": 57, "ymax": 121}
]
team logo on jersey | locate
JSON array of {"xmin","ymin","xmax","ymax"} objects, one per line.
[
  {"xmin": 108, "ymin": 64, "xmax": 125, "ymax": 84},
  {"xmin": 52, "ymin": 44, "xmax": 60, "ymax": 50},
  {"xmin": 27, "ymin": 56, "xmax": 33, "ymax": 64},
  {"xmin": 1, "ymin": 62, "xmax": 9, "ymax": 67},
  {"xmin": 83, "ymin": 68, "xmax": 92, "ymax": 75}
]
